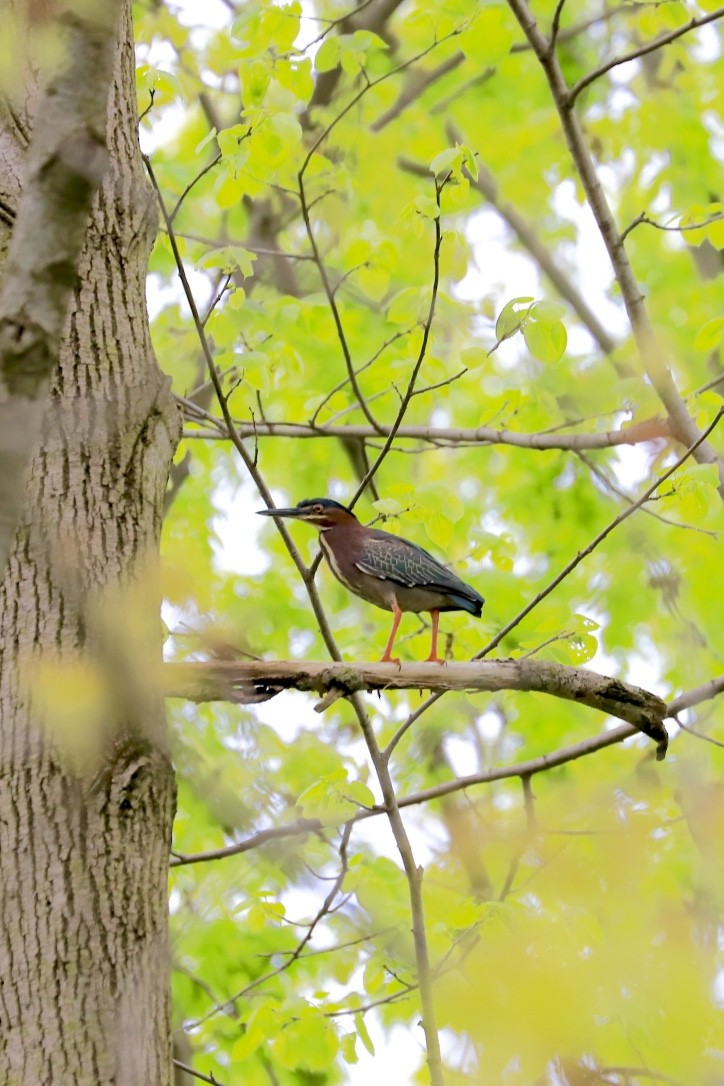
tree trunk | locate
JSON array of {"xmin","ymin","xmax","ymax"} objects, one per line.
[{"xmin": 0, "ymin": 4, "xmax": 179, "ymax": 1083}]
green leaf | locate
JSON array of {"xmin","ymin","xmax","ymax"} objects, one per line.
[
  {"xmin": 273, "ymin": 1014, "xmax": 340, "ymax": 1071},
  {"xmin": 363, "ymin": 957, "xmax": 385, "ymax": 994},
  {"xmin": 215, "ymin": 174, "xmax": 246, "ymax": 209},
  {"xmin": 342, "ymin": 780, "xmax": 375, "ymax": 808},
  {"xmin": 372, "ymin": 498, "xmax": 404, "ymax": 516},
  {"xmin": 459, "ymin": 7, "xmax": 514, "ymax": 65},
  {"xmin": 386, "ymin": 287, "xmax": 423, "ymax": 324},
  {"xmin": 358, "ymin": 266, "xmax": 390, "ymax": 301},
  {"xmin": 461, "ymin": 143, "xmax": 479, "ymax": 181},
  {"xmin": 194, "ymin": 127, "xmax": 217, "ymax": 154},
  {"xmin": 568, "ymin": 633, "xmax": 598, "ymax": 664},
  {"xmin": 523, "ymin": 318, "xmax": 567, "ymax": 362},
  {"xmin": 413, "ymin": 193, "xmax": 440, "ymax": 219},
  {"xmin": 461, "ymin": 346, "xmax": 488, "ymax": 369},
  {"xmin": 495, "ymin": 296, "xmax": 534, "ymax": 340},
  {"xmin": 268, "ymin": 112, "xmax": 303, "ymax": 146},
  {"xmin": 201, "ymin": 246, "xmax": 256, "ymax": 277},
  {"xmin": 424, "ymin": 511, "xmax": 453, "ymax": 549},
  {"xmin": 693, "ymin": 317, "xmax": 724, "ymax": 352},
  {"xmin": 342, "ymin": 1032, "xmax": 359, "ymax": 1064},
  {"xmin": 315, "ymin": 36, "xmax": 340, "ymax": 72},
  {"xmin": 529, "ymin": 299, "xmax": 567, "ymax": 321},
  {"xmin": 355, "ymin": 1013, "xmax": 375, "ymax": 1056},
  {"xmin": 430, "ymin": 147, "xmax": 462, "ymax": 177}
]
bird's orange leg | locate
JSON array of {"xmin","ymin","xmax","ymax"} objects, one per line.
[
  {"xmin": 425, "ymin": 609, "xmax": 445, "ymax": 664},
  {"xmin": 380, "ymin": 602, "xmax": 403, "ymax": 664}
]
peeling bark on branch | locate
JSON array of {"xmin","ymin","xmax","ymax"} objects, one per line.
[{"xmin": 165, "ymin": 658, "xmax": 669, "ymax": 759}]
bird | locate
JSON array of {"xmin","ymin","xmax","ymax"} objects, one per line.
[{"xmin": 257, "ymin": 498, "xmax": 484, "ymax": 664}]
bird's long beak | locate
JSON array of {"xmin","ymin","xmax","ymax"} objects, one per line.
[{"xmin": 256, "ymin": 507, "xmax": 305, "ymax": 518}]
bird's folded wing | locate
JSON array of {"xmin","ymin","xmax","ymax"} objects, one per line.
[{"xmin": 355, "ymin": 536, "xmax": 468, "ymax": 592}]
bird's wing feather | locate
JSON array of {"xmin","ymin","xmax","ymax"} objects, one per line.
[{"xmin": 356, "ymin": 533, "xmax": 482, "ymax": 601}]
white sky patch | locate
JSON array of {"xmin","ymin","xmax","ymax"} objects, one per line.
[{"xmin": 212, "ymin": 477, "xmax": 274, "ymax": 577}]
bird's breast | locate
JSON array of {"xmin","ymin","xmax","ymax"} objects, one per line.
[{"xmin": 319, "ymin": 531, "xmax": 395, "ymax": 611}]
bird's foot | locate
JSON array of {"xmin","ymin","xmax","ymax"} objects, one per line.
[
  {"xmin": 424, "ymin": 653, "xmax": 446, "ymax": 665},
  {"xmin": 379, "ymin": 653, "xmax": 401, "ymax": 665}
]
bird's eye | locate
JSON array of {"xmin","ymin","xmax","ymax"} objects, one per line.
[{"xmin": 313, "ymin": 504, "xmax": 324, "ymax": 514}]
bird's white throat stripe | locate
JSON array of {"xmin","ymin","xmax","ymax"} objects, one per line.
[{"xmin": 319, "ymin": 532, "xmax": 358, "ymax": 593}]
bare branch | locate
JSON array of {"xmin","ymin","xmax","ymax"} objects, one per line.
[
  {"xmin": 506, "ymin": 0, "xmax": 724, "ymax": 488},
  {"xmin": 168, "ymin": 722, "xmax": 653, "ymax": 869},
  {"xmin": 181, "ymin": 414, "xmax": 671, "ymax": 451},
  {"xmin": 667, "ymin": 675, "xmax": 724, "ymax": 717},
  {"xmin": 164, "ymin": 657, "xmax": 669, "ymax": 756},
  {"xmin": 300, "ymin": 26, "xmax": 465, "ymax": 176},
  {"xmin": 399, "ymin": 151, "xmax": 617, "ymax": 355},
  {"xmin": 621, "ymin": 209, "xmax": 724, "ymax": 243},
  {"xmin": 169, "ymin": 150, "xmax": 223, "ymax": 224},
  {"xmin": 169, "ymin": 819, "xmax": 323, "ymax": 868},
  {"xmin": 174, "ymin": 1060, "xmax": 228, "ymax": 1086},
  {"xmin": 185, "ymin": 826, "xmax": 354, "ymax": 1030},
  {"xmin": 576, "ymin": 449, "xmax": 718, "ymax": 537},
  {"xmin": 297, "ymin": 174, "xmax": 382, "ymax": 431},
  {"xmin": 474, "ymin": 408, "xmax": 723, "ymax": 660},
  {"xmin": 548, "ymin": 0, "xmax": 568, "ymax": 55},
  {"xmin": 371, "ymin": 53, "xmax": 469, "ymax": 132},
  {"xmin": 569, "ymin": 7, "xmax": 724, "ymax": 105},
  {"xmin": 349, "ymin": 179, "xmax": 445, "ymax": 506}
]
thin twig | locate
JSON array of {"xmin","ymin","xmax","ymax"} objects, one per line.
[
  {"xmin": 506, "ymin": 0, "xmax": 724, "ymax": 485},
  {"xmin": 474, "ymin": 408, "xmax": 723, "ymax": 660},
  {"xmin": 174, "ymin": 1060, "xmax": 225, "ymax": 1086},
  {"xmin": 186, "ymin": 825, "xmax": 354, "ymax": 1030},
  {"xmin": 620, "ymin": 209, "xmax": 724, "ymax": 243},
  {"xmin": 170, "ymin": 150, "xmax": 223, "ymax": 224},
  {"xmin": 548, "ymin": 0, "xmax": 568, "ymax": 55},
  {"xmin": 309, "ymin": 327, "xmax": 415, "ymax": 426},
  {"xmin": 577, "ymin": 449, "xmax": 718, "ymax": 537},
  {"xmin": 299, "ymin": 27, "xmax": 466, "ymax": 178},
  {"xmin": 349, "ymin": 178, "xmax": 446, "ymax": 507},
  {"xmin": 298, "ymin": 176, "xmax": 382, "ymax": 431},
  {"xmin": 169, "ymin": 722, "xmax": 651, "ymax": 869},
  {"xmin": 568, "ymin": 7, "xmax": 724, "ymax": 104},
  {"xmin": 667, "ymin": 675, "xmax": 724, "ymax": 717},
  {"xmin": 180, "ymin": 415, "xmax": 672, "ymax": 451}
]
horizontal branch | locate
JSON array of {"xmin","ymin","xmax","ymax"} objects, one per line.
[
  {"xmin": 667, "ymin": 674, "xmax": 724, "ymax": 717},
  {"xmin": 168, "ymin": 722, "xmax": 640, "ymax": 868},
  {"xmin": 168, "ymin": 673, "xmax": 724, "ymax": 869},
  {"xmin": 165, "ymin": 658, "xmax": 669, "ymax": 758},
  {"xmin": 181, "ymin": 415, "xmax": 669, "ymax": 451}
]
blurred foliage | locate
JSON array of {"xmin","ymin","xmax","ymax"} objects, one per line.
[{"xmin": 136, "ymin": 0, "xmax": 724, "ymax": 1081}]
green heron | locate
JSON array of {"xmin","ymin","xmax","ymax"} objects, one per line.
[{"xmin": 258, "ymin": 498, "xmax": 484, "ymax": 664}]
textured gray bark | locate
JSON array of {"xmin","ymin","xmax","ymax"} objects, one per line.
[
  {"xmin": 0, "ymin": 4, "xmax": 179, "ymax": 1084},
  {"xmin": 0, "ymin": 0, "xmax": 122, "ymax": 574}
]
